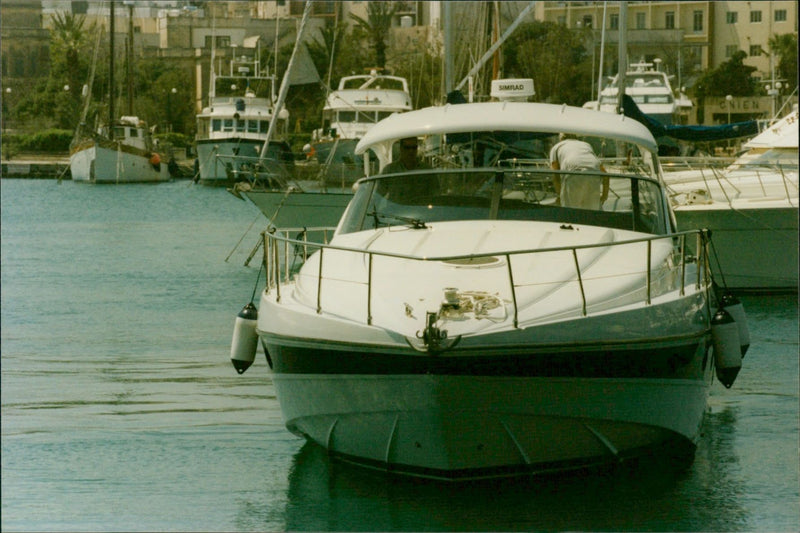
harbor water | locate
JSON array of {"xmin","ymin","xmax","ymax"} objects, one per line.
[{"xmin": 2, "ymin": 178, "xmax": 798, "ymax": 532}]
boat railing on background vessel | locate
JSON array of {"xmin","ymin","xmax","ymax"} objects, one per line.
[
  {"xmin": 664, "ymin": 161, "xmax": 800, "ymax": 206},
  {"xmin": 215, "ymin": 153, "xmax": 293, "ymax": 189},
  {"xmin": 502, "ymin": 157, "xmax": 657, "ymax": 177},
  {"xmin": 660, "ymin": 157, "xmax": 736, "ymax": 173},
  {"xmin": 260, "ymin": 224, "xmax": 712, "ymax": 329}
]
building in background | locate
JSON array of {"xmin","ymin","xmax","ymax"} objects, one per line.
[
  {"xmin": 534, "ymin": 1, "xmax": 797, "ymax": 124},
  {"xmin": 3, "ymin": 1, "xmax": 796, "ymax": 131}
]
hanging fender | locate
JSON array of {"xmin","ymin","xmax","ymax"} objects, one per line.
[
  {"xmin": 719, "ymin": 293, "xmax": 750, "ymax": 357},
  {"xmin": 711, "ymin": 308, "xmax": 742, "ymax": 389},
  {"xmin": 230, "ymin": 302, "xmax": 259, "ymax": 374}
]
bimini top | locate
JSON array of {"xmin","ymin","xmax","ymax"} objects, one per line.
[{"xmin": 354, "ymin": 101, "xmax": 658, "ymax": 155}]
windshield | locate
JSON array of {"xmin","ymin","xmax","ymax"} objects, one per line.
[{"xmin": 340, "ymin": 169, "xmax": 668, "ymax": 235}]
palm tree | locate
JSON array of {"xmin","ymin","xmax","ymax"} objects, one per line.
[
  {"xmin": 349, "ymin": 2, "xmax": 398, "ymax": 70},
  {"xmin": 50, "ymin": 12, "xmax": 91, "ymax": 93},
  {"xmin": 49, "ymin": 11, "xmax": 94, "ymax": 128},
  {"xmin": 768, "ymin": 33, "xmax": 797, "ymax": 93}
]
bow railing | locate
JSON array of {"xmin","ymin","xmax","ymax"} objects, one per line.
[{"xmin": 260, "ymin": 226, "xmax": 712, "ymax": 328}]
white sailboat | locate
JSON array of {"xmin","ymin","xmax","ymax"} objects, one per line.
[{"xmin": 69, "ymin": 2, "xmax": 169, "ymax": 184}]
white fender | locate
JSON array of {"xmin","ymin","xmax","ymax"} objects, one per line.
[
  {"xmin": 720, "ymin": 293, "xmax": 750, "ymax": 357},
  {"xmin": 711, "ymin": 308, "xmax": 741, "ymax": 389},
  {"xmin": 231, "ymin": 302, "xmax": 259, "ymax": 374}
]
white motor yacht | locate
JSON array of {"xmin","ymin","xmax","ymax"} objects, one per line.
[
  {"xmin": 238, "ymin": 71, "xmax": 412, "ymax": 227},
  {"xmin": 665, "ymin": 111, "xmax": 798, "ymax": 291},
  {"xmin": 597, "ymin": 61, "xmax": 692, "ymax": 125},
  {"xmin": 232, "ymin": 100, "xmax": 746, "ymax": 480},
  {"xmin": 195, "ymin": 52, "xmax": 291, "ymax": 187}
]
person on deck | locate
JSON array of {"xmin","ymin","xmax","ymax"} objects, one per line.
[
  {"xmin": 549, "ymin": 133, "xmax": 609, "ymax": 209},
  {"xmin": 381, "ymin": 137, "xmax": 428, "ymax": 174}
]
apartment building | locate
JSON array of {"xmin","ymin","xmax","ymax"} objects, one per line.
[
  {"xmin": 535, "ymin": 1, "xmax": 797, "ymax": 123},
  {"xmin": 711, "ymin": 1, "xmax": 797, "ymax": 84},
  {"xmin": 535, "ymin": 1, "xmax": 796, "ymax": 85}
]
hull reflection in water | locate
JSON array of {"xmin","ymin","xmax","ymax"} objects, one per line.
[{"xmin": 280, "ymin": 439, "xmax": 712, "ymax": 532}]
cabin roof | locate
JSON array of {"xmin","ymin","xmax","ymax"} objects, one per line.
[{"xmin": 355, "ymin": 102, "xmax": 658, "ymax": 155}]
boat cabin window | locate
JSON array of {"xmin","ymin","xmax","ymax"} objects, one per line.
[
  {"xmin": 338, "ymin": 111, "xmax": 356, "ymax": 122},
  {"xmin": 603, "ymin": 94, "xmax": 673, "ymax": 105},
  {"xmin": 223, "ymin": 119, "xmax": 234, "ymax": 132},
  {"xmin": 377, "ymin": 111, "xmax": 393, "ymax": 121},
  {"xmin": 339, "ymin": 169, "xmax": 668, "ymax": 235},
  {"xmin": 212, "ymin": 119, "xmax": 222, "ymax": 132},
  {"xmin": 260, "ymin": 121, "xmax": 269, "ymax": 133},
  {"xmin": 247, "ymin": 120, "xmax": 259, "ymax": 133},
  {"xmin": 617, "ymin": 73, "xmax": 667, "ymax": 89},
  {"xmin": 112, "ymin": 126, "xmax": 138, "ymax": 138},
  {"xmin": 236, "ymin": 119, "xmax": 245, "ymax": 132},
  {"xmin": 646, "ymin": 95, "xmax": 672, "ymax": 104},
  {"xmin": 397, "ymin": 131, "xmax": 654, "ymax": 176}
]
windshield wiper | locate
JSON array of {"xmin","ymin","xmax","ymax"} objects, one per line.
[{"xmin": 367, "ymin": 210, "xmax": 428, "ymax": 229}]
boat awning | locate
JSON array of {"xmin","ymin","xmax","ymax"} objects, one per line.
[
  {"xmin": 355, "ymin": 102, "xmax": 658, "ymax": 155},
  {"xmin": 622, "ymin": 94, "xmax": 759, "ymax": 142}
]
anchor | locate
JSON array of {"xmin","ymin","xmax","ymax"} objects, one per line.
[{"xmin": 412, "ymin": 312, "xmax": 461, "ymax": 355}]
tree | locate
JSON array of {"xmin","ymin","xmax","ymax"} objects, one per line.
[
  {"xmin": 129, "ymin": 60, "xmax": 193, "ymax": 135},
  {"xmin": 693, "ymin": 51, "xmax": 758, "ymax": 98},
  {"xmin": 349, "ymin": 2, "xmax": 397, "ymax": 70},
  {"xmin": 390, "ymin": 34, "xmax": 443, "ymax": 109},
  {"xmin": 306, "ymin": 22, "xmax": 370, "ymax": 89},
  {"xmin": 768, "ymin": 33, "xmax": 797, "ymax": 92},
  {"xmin": 503, "ymin": 21, "xmax": 593, "ymax": 105},
  {"xmin": 47, "ymin": 11, "xmax": 95, "ymax": 129}
]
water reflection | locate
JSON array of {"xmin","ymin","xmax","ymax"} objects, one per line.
[{"xmin": 273, "ymin": 438, "xmax": 735, "ymax": 532}]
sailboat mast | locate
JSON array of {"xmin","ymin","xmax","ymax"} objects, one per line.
[
  {"xmin": 443, "ymin": 1, "xmax": 453, "ymax": 96},
  {"xmin": 259, "ymin": 0, "xmax": 313, "ymax": 158},
  {"xmin": 617, "ymin": 1, "xmax": 627, "ymax": 114},
  {"xmin": 454, "ymin": 1, "xmax": 535, "ymax": 92},
  {"xmin": 109, "ymin": 0, "xmax": 115, "ymax": 133},
  {"xmin": 127, "ymin": 2, "xmax": 133, "ymax": 116},
  {"xmin": 491, "ymin": 1, "xmax": 499, "ymax": 80},
  {"xmin": 209, "ymin": 10, "xmax": 216, "ymax": 99},
  {"xmin": 596, "ymin": 1, "xmax": 607, "ymax": 108}
]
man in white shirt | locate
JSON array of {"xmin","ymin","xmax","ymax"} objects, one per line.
[{"xmin": 549, "ymin": 133, "xmax": 609, "ymax": 209}]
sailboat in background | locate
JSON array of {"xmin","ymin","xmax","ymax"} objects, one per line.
[
  {"xmin": 234, "ymin": 1, "xmax": 537, "ymax": 229},
  {"xmin": 70, "ymin": 1, "xmax": 169, "ymax": 184}
]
